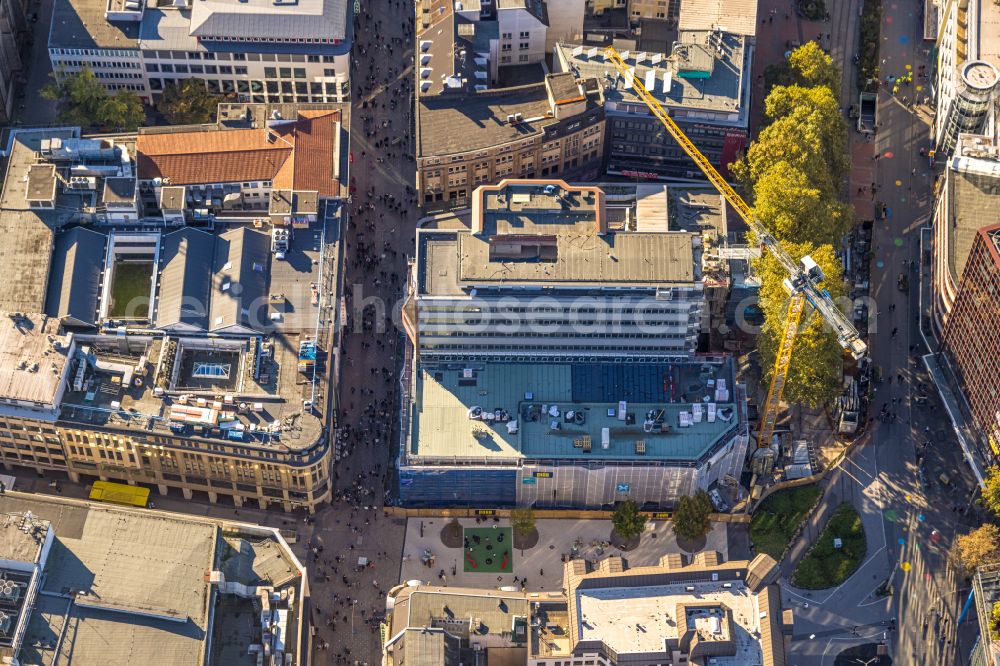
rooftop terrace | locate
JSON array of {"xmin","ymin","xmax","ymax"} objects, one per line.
[
  {"xmin": 575, "ymin": 581, "xmax": 762, "ymax": 663},
  {"xmin": 0, "ymin": 314, "xmax": 73, "ymax": 407},
  {"xmin": 418, "ymin": 181, "xmax": 701, "ymax": 294},
  {"xmin": 530, "ymin": 602, "xmax": 572, "ymax": 659},
  {"xmin": 0, "ymin": 511, "xmax": 49, "ymax": 566},
  {"xmin": 386, "ymin": 585, "xmax": 531, "ymax": 665},
  {"xmin": 58, "ymin": 333, "xmax": 323, "ymax": 450},
  {"xmin": 473, "ymin": 181, "xmax": 605, "ymax": 234},
  {"xmin": 0, "ymin": 492, "xmax": 304, "ymax": 666},
  {"xmin": 946, "ymin": 134, "xmax": 1000, "ymax": 284},
  {"xmin": 677, "ymin": 0, "xmax": 758, "ymax": 37},
  {"xmin": 0, "ymin": 130, "xmax": 78, "ymax": 314},
  {"xmin": 416, "ymin": 77, "xmax": 604, "ymax": 157},
  {"xmin": 49, "ymin": 0, "xmax": 140, "ymax": 49},
  {"xmin": 554, "ymin": 31, "xmax": 749, "ymax": 121},
  {"xmin": 977, "ymin": 0, "xmax": 1000, "ymax": 71},
  {"xmin": 409, "ymin": 361, "xmax": 737, "ymax": 463},
  {"xmin": 1, "ymin": 493, "xmax": 215, "ymax": 666}
]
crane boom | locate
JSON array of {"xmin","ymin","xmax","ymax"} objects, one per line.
[
  {"xmin": 603, "ymin": 46, "xmax": 867, "ymax": 452},
  {"xmin": 603, "ymin": 47, "xmax": 866, "ymax": 359}
]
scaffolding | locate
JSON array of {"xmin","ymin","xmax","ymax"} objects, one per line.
[{"xmin": 972, "ymin": 562, "xmax": 1000, "ymax": 666}]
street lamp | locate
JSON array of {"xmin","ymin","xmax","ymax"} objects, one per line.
[{"xmin": 351, "ymin": 599, "xmax": 358, "ymax": 635}]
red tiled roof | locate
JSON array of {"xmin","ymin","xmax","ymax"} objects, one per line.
[
  {"xmin": 136, "ymin": 128, "xmax": 292, "ymax": 185},
  {"xmin": 290, "ymin": 111, "xmax": 340, "ymax": 197},
  {"xmin": 136, "ymin": 110, "xmax": 341, "ymax": 196}
]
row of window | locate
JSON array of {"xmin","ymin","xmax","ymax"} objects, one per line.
[
  {"xmin": 500, "ymin": 42, "xmax": 532, "ymax": 52},
  {"xmin": 262, "ymin": 67, "xmax": 337, "ymax": 78},
  {"xmin": 74, "ymin": 70, "xmax": 349, "ymax": 98},
  {"xmin": 424, "ymin": 159, "xmax": 591, "ymax": 198},
  {"xmin": 62, "ymin": 427, "xmax": 323, "ymax": 466},
  {"xmin": 51, "ymin": 48, "xmax": 137, "ymax": 57},
  {"xmin": 420, "ymin": 305, "xmax": 694, "ymax": 313},
  {"xmin": 422, "ymin": 341, "xmax": 691, "ymax": 349},
  {"xmin": 52, "ymin": 66, "xmax": 143, "ymax": 80},
  {"xmin": 420, "ymin": 331, "xmax": 693, "ymax": 338},
  {"xmin": 499, "ymin": 54, "xmax": 533, "ymax": 64},
  {"xmin": 53, "ymin": 58, "xmax": 139, "ymax": 69},
  {"xmin": 425, "ymin": 142, "xmax": 596, "ymax": 179},
  {"xmin": 199, "ymin": 35, "xmax": 341, "ymax": 44},
  {"xmin": 146, "ymin": 63, "xmax": 247, "ymax": 75},
  {"xmin": 147, "ymin": 78, "xmax": 343, "ymax": 97},
  {"xmin": 146, "ymin": 49, "xmax": 339, "ymax": 64},
  {"xmin": 63, "ymin": 441, "xmax": 323, "ymax": 489}
]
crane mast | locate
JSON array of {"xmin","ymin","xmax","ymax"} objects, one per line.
[{"xmin": 602, "ymin": 47, "xmax": 867, "ymax": 451}]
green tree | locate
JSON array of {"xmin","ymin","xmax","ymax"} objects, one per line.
[
  {"xmin": 612, "ymin": 499, "xmax": 646, "ymax": 540},
  {"xmin": 983, "ymin": 466, "xmax": 1000, "ymax": 518},
  {"xmin": 751, "ymin": 163, "xmax": 851, "ymax": 246},
  {"xmin": 156, "ymin": 79, "xmax": 221, "ymax": 125},
  {"xmin": 787, "ymin": 41, "xmax": 841, "ymax": 93},
  {"xmin": 734, "ymin": 85, "xmax": 848, "ymax": 196},
  {"xmin": 991, "ymin": 603, "xmax": 1000, "ymax": 640},
  {"xmin": 42, "ymin": 68, "xmax": 144, "ymax": 131},
  {"xmin": 510, "ymin": 507, "xmax": 536, "ymax": 539},
  {"xmin": 672, "ymin": 490, "xmax": 713, "ymax": 541},
  {"xmin": 764, "ymin": 85, "xmax": 849, "ymax": 184},
  {"xmin": 731, "ymin": 116, "xmax": 836, "ymax": 197},
  {"xmin": 726, "ymin": 43, "xmax": 853, "ymax": 412},
  {"xmin": 754, "ymin": 242, "xmax": 846, "ymax": 407},
  {"xmin": 951, "ymin": 524, "xmax": 1000, "ymax": 576}
]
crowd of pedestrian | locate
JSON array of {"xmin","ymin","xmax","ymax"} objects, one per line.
[{"xmin": 307, "ymin": 0, "xmax": 420, "ymax": 662}]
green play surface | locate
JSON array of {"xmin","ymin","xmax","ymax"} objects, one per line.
[{"xmin": 463, "ymin": 527, "xmax": 513, "ymax": 573}]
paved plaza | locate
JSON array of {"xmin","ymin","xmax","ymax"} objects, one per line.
[{"xmin": 399, "ymin": 517, "xmax": 729, "ymax": 591}]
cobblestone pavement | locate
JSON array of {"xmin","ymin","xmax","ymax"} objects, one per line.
[
  {"xmin": 304, "ymin": 0, "xmax": 420, "ymax": 663},
  {"xmin": 14, "ymin": 0, "xmax": 58, "ymax": 124},
  {"xmin": 747, "ymin": 0, "xmax": 829, "ymax": 135},
  {"xmin": 399, "ymin": 518, "xmax": 730, "ymax": 591}
]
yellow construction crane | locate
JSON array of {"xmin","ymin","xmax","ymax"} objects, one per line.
[{"xmin": 603, "ymin": 47, "xmax": 867, "ymax": 451}]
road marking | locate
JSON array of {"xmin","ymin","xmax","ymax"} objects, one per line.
[
  {"xmin": 838, "ymin": 465, "xmax": 867, "ymax": 487},
  {"xmin": 783, "ymin": 587, "xmax": 815, "ymax": 604},
  {"xmin": 821, "ymin": 632, "xmax": 889, "ymax": 665},
  {"xmin": 858, "ymin": 593, "xmax": 892, "ymax": 608},
  {"xmin": 784, "ymin": 545, "xmax": 889, "ymax": 608},
  {"xmin": 843, "ymin": 456, "xmax": 875, "ymax": 482}
]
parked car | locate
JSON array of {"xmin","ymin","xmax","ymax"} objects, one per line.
[{"xmin": 709, "ymin": 488, "xmax": 729, "ymax": 513}]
